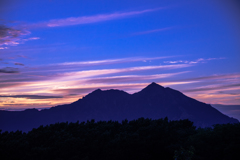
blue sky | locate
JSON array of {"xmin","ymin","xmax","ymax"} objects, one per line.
[{"xmin": 0, "ymin": 0, "xmax": 240, "ymax": 119}]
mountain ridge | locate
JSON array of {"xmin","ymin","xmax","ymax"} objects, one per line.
[{"xmin": 0, "ymin": 82, "xmax": 238, "ymax": 132}]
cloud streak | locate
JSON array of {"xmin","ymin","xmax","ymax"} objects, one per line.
[
  {"xmin": 184, "ymin": 83, "xmax": 240, "ymax": 93},
  {"xmin": 0, "ymin": 67, "xmax": 19, "ymax": 73},
  {"xmin": 30, "ymin": 8, "xmax": 163, "ymax": 28},
  {"xmin": 1, "ymin": 55, "xmax": 238, "ymax": 110},
  {"xmin": 53, "ymin": 81, "xmax": 195, "ymax": 95},
  {"xmin": 85, "ymin": 72, "xmax": 189, "ymax": 84},
  {"xmin": 0, "ymin": 95, "xmax": 63, "ymax": 99},
  {"xmin": 164, "ymin": 58, "xmax": 225, "ymax": 64},
  {"xmin": 0, "ymin": 25, "xmax": 29, "ymax": 46},
  {"xmin": 55, "ymin": 64, "xmax": 191, "ymax": 81},
  {"xmin": 56, "ymin": 56, "xmax": 170, "ymax": 66},
  {"xmin": 132, "ymin": 27, "xmax": 174, "ymax": 35},
  {"xmin": 1, "ymin": 8, "xmax": 162, "ymax": 48},
  {"xmin": 0, "ymin": 24, "xmax": 40, "ymax": 48},
  {"xmin": 14, "ymin": 62, "xmax": 24, "ymax": 66},
  {"xmin": 183, "ymin": 73, "xmax": 240, "ymax": 82}
]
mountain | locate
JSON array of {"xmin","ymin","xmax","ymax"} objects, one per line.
[
  {"xmin": 0, "ymin": 82, "xmax": 238, "ymax": 132},
  {"xmin": 211, "ymin": 104, "xmax": 240, "ymax": 121}
]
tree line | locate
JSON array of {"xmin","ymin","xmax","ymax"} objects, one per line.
[{"xmin": 0, "ymin": 117, "xmax": 239, "ymax": 160}]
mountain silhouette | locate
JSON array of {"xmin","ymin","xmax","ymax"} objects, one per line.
[{"xmin": 0, "ymin": 82, "xmax": 238, "ymax": 132}]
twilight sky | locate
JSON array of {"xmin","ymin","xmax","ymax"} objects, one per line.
[{"xmin": 0, "ymin": 0, "xmax": 240, "ymax": 118}]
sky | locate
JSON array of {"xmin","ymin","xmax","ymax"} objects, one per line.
[{"xmin": 0, "ymin": 0, "xmax": 240, "ymax": 119}]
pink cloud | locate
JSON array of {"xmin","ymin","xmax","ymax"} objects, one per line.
[{"xmin": 0, "ymin": 25, "xmax": 40, "ymax": 48}]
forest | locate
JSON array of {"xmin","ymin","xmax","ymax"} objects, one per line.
[{"xmin": 0, "ymin": 117, "xmax": 239, "ymax": 160}]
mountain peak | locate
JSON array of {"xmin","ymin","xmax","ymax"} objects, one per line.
[
  {"xmin": 149, "ymin": 82, "xmax": 162, "ymax": 87},
  {"xmin": 84, "ymin": 89, "xmax": 102, "ymax": 97},
  {"xmin": 143, "ymin": 82, "xmax": 164, "ymax": 90},
  {"xmin": 134, "ymin": 82, "xmax": 165, "ymax": 96},
  {"xmin": 1, "ymin": 82, "xmax": 239, "ymax": 132}
]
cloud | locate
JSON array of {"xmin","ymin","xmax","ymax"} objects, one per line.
[
  {"xmin": 0, "ymin": 95, "xmax": 63, "ymax": 99},
  {"xmin": 0, "ymin": 67, "xmax": 19, "ymax": 73},
  {"xmin": 54, "ymin": 64, "xmax": 191, "ymax": 81},
  {"xmin": 0, "ymin": 83, "xmax": 24, "ymax": 88},
  {"xmin": 0, "ymin": 25, "xmax": 30, "ymax": 47},
  {"xmin": 56, "ymin": 56, "xmax": 169, "ymax": 66},
  {"xmin": 28, "ymin": 8, "xmax": 164, "ymax": 28},
  {"xmin": 0, "ymin": 24, "xmax": 39, "ymax": 48},
  {"xmin": 164, "ymin": 57, "xmax": 225, "ymax": 64},
  {"xmin": 17, "ymin": 55, "xmax": 29, "ymax": 59},
  {"xmin": 0, "ymin": 8, "xmax": 161, "ymax": 48},
  {"xmin": 23, "ymin": 37, "xmax": 40, "ymax": 41},
  {"xmin": 3, "ymin": 55, "xmax": 238, "ymax": 109},
  {"xmin": 184, "ymin": 83, "xmax": 240, "ymax": 92},
  {"xmin": 0, "ymin": 47, "xmax": 8, "ymax": 49},
  {"xmin": 85, "ymin": 72, "xmax": 188, "ymax": 84},
  {"xmin": 183, "ymin": 73, "xmax": 240, "ymax": 81},
  {"xmin": 132, "ymin": 27, "xmax": 174, "ymax": 35},
  {"xmin": 53, "ymin": 81, "xmax": 195, "ymax": 95},
  {"xmin": 0, "ymin": 57, "xmax": 191, "ymax": 94},
  {"xmin": 14, "ymin": 62, "xmax": 24, "ymax": 66}
]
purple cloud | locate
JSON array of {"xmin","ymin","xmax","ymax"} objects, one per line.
[
  {"xmin": 0, "ymin": 24, "xmax": 40, "ymax": 48},
  {"xmin": 0, "ymin": 67, "xmax": 19, "ymax": 73},
  {"xmin": 183, "ymin": 83, "xmax": 240, "ymax": 92},
  {"xmin": 14, "ymin": 62, "xmax": 24, "ymax": 66},
  {"xmin": 0, "ymin": 25, "xmax": 30, "ymax": 47},
  {"xmin": 183, "ymin": 73, "xmax": 240, "ymax": 81},
  {"xmin": 0, "ymin": 95, "xmax": 63, "ymax": 99}
]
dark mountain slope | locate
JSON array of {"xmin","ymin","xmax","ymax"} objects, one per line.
[{"xmin": 0, "ymin": 82, "xmax": 238, "ymax": 132}]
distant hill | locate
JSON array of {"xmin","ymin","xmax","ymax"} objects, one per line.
[
  {"xmin": 211, "ymin": 104, "xmax": 240, "ymax": 121},
  {"xmin": 0, "ymin": 82, "xmax": 238, "ymax": 132}
]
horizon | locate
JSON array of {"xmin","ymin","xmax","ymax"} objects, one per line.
[
  {"xmin": 0, "ymin": 0, "xmax": 240, "ymax": 120},
  {"xmin": 1, "ymin": 82, "xmax": 240, "ymax": 121}
]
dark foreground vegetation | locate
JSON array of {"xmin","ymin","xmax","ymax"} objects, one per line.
[{"xmin": 0, "ymin": 118, "xmax": 239, "ymax": 160}]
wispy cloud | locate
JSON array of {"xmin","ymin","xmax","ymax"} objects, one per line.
[
  {"xmin": 0, "ymin": 8, "xmax": 163, "ymax": 49},
  {"xmin": 1, "ymin": 56, "xmax": 238, "ymax": 110},
  {"xmin": 183, "ymin": 73, "xmax": 240, "ymax": 82},
  {"xmin": 132, "ymin": 27, "xmax": 174, "ymax": 35},
  {"xmin": 0, "ymin": 95, "xmax": 63, "ymax": 99},
  {"xmin": 53, "ymin": 81, "xmax": 194, "ymax": 95},
  {"xmin": 175, "ymin": 73, "xmax": 240, "ymax": 105},
  {"xmin": 0, "ymin": 57, "xmax": 192, "ymax": 110},
  {"xmin": 18, "ymin": 56, "xmax": 178, "ymax": 75},
  {"xmin": 184, "ymin": 83, "xmax": 240, "ymax": 93},
  {"xmin": 0, "ymin": 67, "xmax": 19, "ymax": 73},
  {"xmin": 85, "ymin": 71, "xmax": 189, "ymax": 84},
  {"xmin": 0, "ymin": 24, "xmax": 39, "ymax": 48},
  {"xmin": 53, "ymin": 63, "xmax": 191, "ymax": 81},
  {"xmin": 56, "ymin": 56, "xmax": 170, "ymax": 66},
  {"xmin": 0, "ymin": 59, "xmax": 192, "ymax": 92},
  {"xmin": 14, "ymin": 62, "xmax": 24, "ymax": 66},
  {"xmin": 29, "ymin": 8, "xmax": 163, "ymax": 28},
  {"xmin": 164, "ymin": 58, "xmax": 225, "ymax": 64}
]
